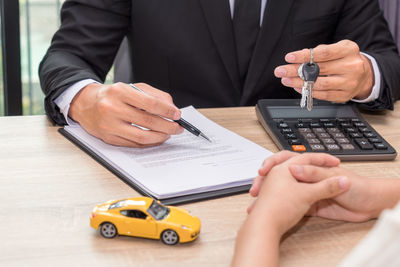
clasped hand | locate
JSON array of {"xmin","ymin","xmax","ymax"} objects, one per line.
[{"xmin": 248, "ymin": 151, "xmax": 383, "ymax": 236}]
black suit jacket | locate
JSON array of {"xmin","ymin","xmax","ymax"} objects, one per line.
[{"xmin": 40, "ymin": 0, "xmax": 400, "ymax": 125}]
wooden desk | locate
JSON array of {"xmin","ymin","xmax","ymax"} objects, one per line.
[{"xmin": 1, "ymin": 105, "xmax": 400, "ymax": 267}]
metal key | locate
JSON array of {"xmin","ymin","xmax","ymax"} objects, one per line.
[
  {"xmin": 298, "ymin": 49, "xmax": 320, "ymax": 111},
  {"xmin": 302, "ymin": 62, "xmax": 319, "ymax": 110},
  {"xmin": 298, "ymin": 64, "xmax": 308, "ymax": 108}
]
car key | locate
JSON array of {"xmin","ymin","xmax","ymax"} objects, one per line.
[
  {"xmin": 298, "ymin": 64, "xmax": 308, "ymax": 108},
  {"xmin": 298, "ymin": 48, "xmax": 320, "ymax": 111},
  {"xmin": 302, "ymin": 62, "xmax": 319, "ymax": 111}
]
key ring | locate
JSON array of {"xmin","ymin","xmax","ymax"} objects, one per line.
[
  {"xmin": 298, "ymin": 48, "xmax": 315, "ymax": 79},
  {"xmin": 309, "ymin": 48, "xmax": 314, "ymax": 64}
]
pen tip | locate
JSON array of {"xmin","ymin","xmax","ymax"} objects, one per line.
[{"xmin": 200, "ymin": 133, "xmax": 212, "ymax": 143}]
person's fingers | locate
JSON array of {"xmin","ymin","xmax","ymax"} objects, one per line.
[
  {"xmin": 258, "ymin": 151, "xmax": 298, "ymax": 176},
  {"xmin": 100, "ymin": 133, "xmax": 166, "ymax": 148},
  {"xmin": 133, "ymin": 83, "xmax": 175, "ymax": 104},
  {"xmin": 274, "ymin": 58, "xmax": 351, "ymax": 78},
  {"xmin": 250, "ymin": 151, "xmax": 298, "ymax": 197},
  {"xmin": 117, "ymin": 104, "xmax": 184, "ymax": 135},
  {"xmin": 306, "ymin": 200, "xmax": 372, "ymax": 222},
  {"xmin": 306, "ymin": 176, "xmax": 350, "ymax": 204},
  {"xmin": 112, "ymin": 83, "xmax": 181, "ymax": 120},
  {"xmin": 249, "ymin": 176, "xmax": 264, "ymax": 197},
  {"xmin": 282, "ymin": 76, "xmax": 356, "ymax": 103},
  {"xmin": 289, "ymin": 165, "xmax": 340, "ymax": 183},
  {"xmin": 285, "ymin": 40, "xmax": 360, "ymax": 64},
  {"xmin": 246, "ymin": 200, "xmax": 256, "ymax": 214},
  {"xmin": 274, "ymin": 64, "xmax": 302, "ymax": 78},
  {"xmin": 285, "ymin": 153, "xmax": 341, "ymax": 169},
  {"xmin": 306, "ymin": 203, "xmax": 318, "ymax": 217},
  {"xmin": 281, "ymin": 76, "xmax": 346, "ymax": 92},
  {"xmin": 312, "ymin": 89, "xmax": 356, "ymax": 103},
  {"xmin": 109, "ymin": 121, "xmax": 171, "ymax": 145},
  {"xmin": 252, "ymin": 153, "xmax": 340, "ymax": 197}
]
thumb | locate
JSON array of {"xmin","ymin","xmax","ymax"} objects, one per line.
[{"xmin": 307, "ymin": 176, "xmax": 350, "ymax": 203}]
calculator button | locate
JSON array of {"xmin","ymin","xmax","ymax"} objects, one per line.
[
  {"xmin": 323, "ymin": 123, "xmax": 335, "ymax": 128},
  {"xmin": 310, "ymin": 123, "xmax": 321, "ymax": 128},
  {"xmin": 310, "ymin": 144, "xmax": 326, "ymax": 151},
  {"xmin": 292, "ymin": 145, "xmax": 307, "ymax": 152},
  {"xmin": 319, "ymin": 119, "xmax": 331, "ymax": 123},
  {"xmin": 313, "ymin": 128, "xmax": 326, "ymax": 133},
  {"xmin": 288, "ymin": 139, "xmax": 302, "ymax": 145},
  {"xmin": 337, "ymin": 118, "xmax": 349, "ymax": 123},
  {"xmin": 302, "ymin": 133, "xmax": 316, "ymax": 139},
  {"xmin": 296, "ymin": 123, "xmax": 308, "ymax": 128},
  {"xmin": 374, "ymin": 143, "xmax": 388, "ymax": 150},
  {"xmin": 364, "ymin": 132, "xmax": 377, "ymax": 138},
  {"xmin": 368, "ymin": 138, "xmax": 381, "ymax": 143},
  {"xmin": 341, "ymin": 144, "xmax": 355, "ymax": 150},
  {"xmin": 327, "ymin": 128, "xmax": 340, "ymax": 133},
  {"xmin": 278, "ymin": 122, "xmax": 289, "ymax": 128},
  {"xmin": 350, "ymin": 118, "xmax": 360, "ymax": 122},
  {"xmin": 354, "ymin": 122, "xmax": 366, "ymax": 128},
  {"xmin": 326, "ymin": 144, "xmax": 341, "ymax": 151},
  {"xmin": 285, "ymin": 133, "xmax": 297, "ymax": 139},
  {"xmin": 281, "ymin": 128, "xmax": 293, "ymax": 134},
  {"xmin": 317, "ymin": 132, "xmax": 330, "ymax": 138},
  {"xmin": 349, "ymin": 133, "xmax": 363, "ymax": 138},
  {"xmin": 307, "ymin": 138, "xmax": 321, "ymax": 144},
  {"xmin": 298, "ymin": 128, "xmax": 311, "ymax": 133},
  {"xmin": 336, "ymin": 138, "xmax": 350, "ymax": 144},
  {"xmin": 344, "ymin": 128, "xmax": 357, "ymax": 133},
  {"xmin": 358, "ymin": 127, "xmax": 371, "ymax": 133},
  {"xmin": 322, "ymin": 138, "xmax": 336, "ymax": 144},
  {"xmin": 331, "ymin": 132, "xmax": 345, "ymax": 138},
  {"xmin": 340, "ymin": 122, "xmax": 352, "ymax": 128},
  {"xmin": 355, "ymin": 138, "xmax": 373, "ymax": 150}
]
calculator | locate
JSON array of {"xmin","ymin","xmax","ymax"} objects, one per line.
[{"xmin": 256, "ymin": 99, "xmax": 397, "ymax": 161}]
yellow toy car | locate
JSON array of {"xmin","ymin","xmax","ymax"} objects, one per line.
[{"xmin": 90, "ymin": 197, "xmax": 201, "ymax": 245}]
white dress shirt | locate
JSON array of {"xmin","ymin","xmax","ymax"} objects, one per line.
[{"xmin": 55, "ymin": 0, "xmax": 381, "ymax": 125}]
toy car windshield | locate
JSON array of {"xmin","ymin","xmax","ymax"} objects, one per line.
[
  {"xmin": 109, "ymin": 200, "xmax": 126, "ymax": 209},
  {"xmin": 147, "ymin": 200, "xmax": 170, "ymax": 220}
]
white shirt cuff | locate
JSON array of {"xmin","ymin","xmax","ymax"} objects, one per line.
[
  {"xmin": 351, "ymin": 53, "xmax": 381, "ymax": 103},
  {"xmin": 54, "ymin": 79, "xmax": 99, "ymax": 126}
]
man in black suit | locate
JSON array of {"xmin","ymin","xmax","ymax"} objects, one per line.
[{"xmin": 40, "ymin": 0, "xmax": 400, "ymax": 147}]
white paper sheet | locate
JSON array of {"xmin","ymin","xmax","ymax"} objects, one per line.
[{"xmin": 65, "ymin": 106, "xmax": 273, "ymax": 198}]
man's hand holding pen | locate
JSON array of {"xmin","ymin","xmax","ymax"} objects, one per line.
[{"xmin": 69, "ymin": 82, "xmax": 184, "ymax": 147}]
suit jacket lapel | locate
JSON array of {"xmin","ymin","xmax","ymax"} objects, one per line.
[
  {"xmin": 241, "ymin": 0, "xmax": 295, "ymax": 104},
  {"xmin": 199, "ymin": 0, "xmax": 241, "ymax": 94}
]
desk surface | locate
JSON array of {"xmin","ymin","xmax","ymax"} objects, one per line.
[{"xmin": 1, "ymin": 104, "xmax": 400, "ymax": 267}]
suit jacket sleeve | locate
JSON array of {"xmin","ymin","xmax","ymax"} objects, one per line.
[
  {"xmin": 333, "ymin": 0, "xmax": 400, "ymax": 111},
  {"xmin": 39, "ymin": 0, "xmax": 131, "ymax": 125}
]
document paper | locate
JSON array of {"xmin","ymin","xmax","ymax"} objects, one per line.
[{"xmin": 64, "ymin": 106, "xmax": 273, "ymax": 199}]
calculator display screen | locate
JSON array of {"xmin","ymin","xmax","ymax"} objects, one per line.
[{"xmin": 267, "ymin": 106, "xmax": 356, "ymax": 118}]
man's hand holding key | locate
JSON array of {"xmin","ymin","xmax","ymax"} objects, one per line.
[{"xmin": 274, "ymin": 40, "xmax": 375, "ymax": 103}]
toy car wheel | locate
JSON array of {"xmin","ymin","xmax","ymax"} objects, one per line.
[
  {"xmin": 100, "ymin": 222, "xmax": 118, "ymax": 238},
  {"xmin": 161, "ymin": 229, "xmax": 179, "ymax": 245}
]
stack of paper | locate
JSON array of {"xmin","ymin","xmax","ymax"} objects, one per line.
[{"xmin": 62, "ymin": 106, "xmax": 273, "ymax": 202}]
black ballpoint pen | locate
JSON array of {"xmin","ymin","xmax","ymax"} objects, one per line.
[{"xmin": 129, "ymin": 84, "xmax": 212, "ymax": 142}]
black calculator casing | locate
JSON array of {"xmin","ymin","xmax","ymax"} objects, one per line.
[{"xmin": 256, "ymin": 99, "xmax": 397, "ymax": 161}]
